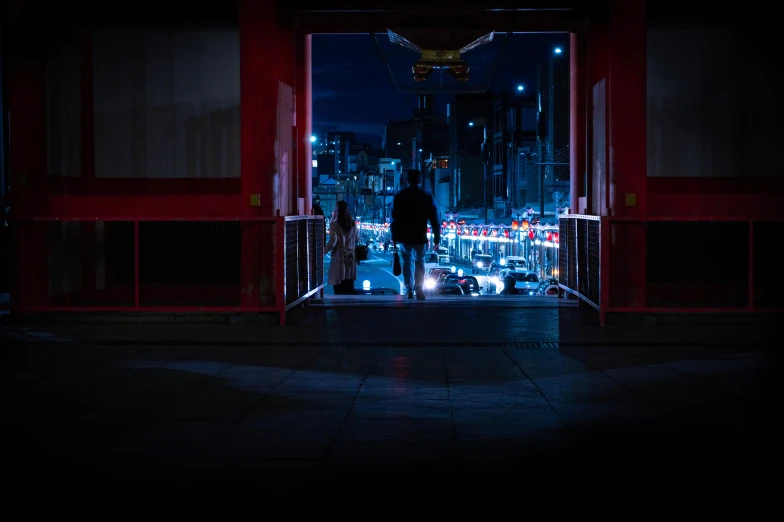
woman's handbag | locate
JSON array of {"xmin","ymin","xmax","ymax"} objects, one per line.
[
  {"xmin": 392, "ymin": 246, "xmax": 402, "ymax": 276},
  {"xmin": 355, "ymin": 243, "xmax": 369, "ymax": 262}
]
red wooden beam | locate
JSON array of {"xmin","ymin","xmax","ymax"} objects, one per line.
[
  {"xmin": 648, "ymin": 176, "xmax": 784, "ymax": 195},
  {"xmin": 44, "ymin": 195, "xmax": 242, "ymax": 218},
  {"xmin": 46, "ymin": 177, "xmax": 240, "ymax": 196},
  {"xmin": 296, "ymin": 9, "xmax": 586, "ymax": 34}
]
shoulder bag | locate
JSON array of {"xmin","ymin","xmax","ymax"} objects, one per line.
[{"xmin": 392, "ymin": 244, "xmax": 402, "ymax": 276}]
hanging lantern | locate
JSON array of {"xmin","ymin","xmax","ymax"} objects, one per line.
[
  {"xmin": 503, "ymin": 229, "xmax": 510, "ymax": 239},
  {"xmin": 449, "ymin": 221, "xmax": 456, "ymax": 229},
  {"xmin": 521, "ymin": 220, "xmax": 529, "ymax": 231},
  {"xmin": 553, "ymin": 232, "xmax": 559, "ymax": 243},
  {"xmin": 528, "ymin": 229, "xmax": 535, "ymax": 240},
  {"xmin": 472, "ymin": 228, "xmax": 478, "ymax": 236},
  {"xmin": 546, "ymin": 231, "xmax": 552, "ymax": 242},
  {"xmin": 482, "ymin": 228, "xmax": 488, "ymax": 237},
  {"xmin": 512, "ymin": 220, "xmax": 519, "ymax": 231}
]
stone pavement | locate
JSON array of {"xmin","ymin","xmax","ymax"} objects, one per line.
[{"xmin": 1, "ymin": 303, "xmax": 781, "ymax": 512}]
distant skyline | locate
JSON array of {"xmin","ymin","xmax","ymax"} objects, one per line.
[{"xmin": 312, "ymin": 32, "xmax": 568, "ymax": 148}]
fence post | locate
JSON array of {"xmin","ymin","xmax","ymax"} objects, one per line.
[
  {"xmin": 599, "ymin": 216, "xmax": 610, "ymax": 326},
  {"xmin": 276, "ymin": 215, "xmax": 286, "ymax": 325}
]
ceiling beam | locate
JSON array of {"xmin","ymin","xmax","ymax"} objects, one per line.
[{"xmin": 295, "ymin": 9, "xmax": 586, "ymax": 34}]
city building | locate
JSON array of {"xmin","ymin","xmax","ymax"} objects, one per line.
[{"xmin": 446, "ymin": 93, "xmax": 494, "ymax": 218}]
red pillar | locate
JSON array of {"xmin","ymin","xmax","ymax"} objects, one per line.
[
  {"xmin": 239, "ymin": 0, "xmax": 283, "ymax": 306},
  {"xmin": 296, "ymin": 33, "xmax": 313, "ymax": 216},
  {"xmin": 607, "ymin": 0, "xmax": 647, "ymax": 308},
  {"xmin": 7, "ymin": 0, "xmax": 48, "ymax": 308},
  {"xmin": 569, "ymin": 31, "xmax": 586, "ymax": 214},
  {"xmin": 585, "ymin": 15, "xmax": 609, "ymax": 216}
]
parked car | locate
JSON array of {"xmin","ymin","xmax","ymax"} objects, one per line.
[
  {"xmin": 501, "ymin": 256, "xmax": 527, "ymax": 270},
  {"xmin": 424, "ymin": 267, "xmax": 454, "ymax": 290},
  {"xmin": 424, "ymin": 251, "xmax": 449, "ymax": 266},
  {"xmin": 441, "ymin": 274, "xmax": 482, "ymax": 296}
]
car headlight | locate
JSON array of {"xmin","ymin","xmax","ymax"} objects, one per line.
[{"xmin": 424, "ymin": 279, "xmax": 436, "ymax": 290}]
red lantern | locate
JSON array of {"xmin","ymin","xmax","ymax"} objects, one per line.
[
  {"xmin": 546, "ymin": 231, "xmax": 552, "ymax": 242},
  {"xmin": 503, "ymin": 229, "xmax": 509, "ymax": 238},
  {"xmin": 512, "ymin": 220, "xmax": 519, "ymax": 230},
  {"xmin": 528, "ymin": 230, "xmax": 535, "ymax": 240},
  {"xmin": 553, "ymin": 232, "xmax": 559, "ymax": 243},
  {"xmin": 482, "ymin": 229, "xmax": 488, "ymax": 237},
  {"xmin": 521, "ymin": 220, "xmax": 530, "ymax": 231}
]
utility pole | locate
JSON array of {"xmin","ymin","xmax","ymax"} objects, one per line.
[
  {"xmin": 536, "ymin": 62, "xmax": 545, "ymax": 222},
  {"xmin": 482, "ymin": 134, "xmax": 488, "ymax": 223}
]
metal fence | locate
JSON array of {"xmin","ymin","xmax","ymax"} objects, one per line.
[
  {"xmin": 559, "ymin": 215, "xmax": 783, "ymax": 325},
  {"xmin": 8, "ymin": 213, "xmax": 325, "ymax": 325},
  {"xmin": 558, "ymin": 214, "xmax": 601, "ymax": 312}
]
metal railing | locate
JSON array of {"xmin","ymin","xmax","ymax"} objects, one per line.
[
  {"xmin": 559, "ymin": 215, "xmax": 783, "ymax": 325},
  {"xmin": 7, "ymin": 213, "xmax": 325, "ymax": 326},
  {"xmin": 558, "ymin": 214, "xmax": 602, "ymax": 313}
]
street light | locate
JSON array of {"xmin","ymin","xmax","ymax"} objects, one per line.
[
  {"xmin": 554, "ymin": 47, "xmax": 562, "ymax": 54},
  {"xmin": 517, "ymin": 84, "xmax": 524, "ymax": 91},
  {"xmin": 310, "ymin": 135, "xmax": 316, "ymax": 142}
]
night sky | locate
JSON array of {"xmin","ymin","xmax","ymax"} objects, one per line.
[{"xmin": 312, "ymin": 32, "xmax": 567, "ymax": 147}]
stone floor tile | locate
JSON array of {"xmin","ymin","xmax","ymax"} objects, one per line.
[
  {"xmin": 503, "ymin": 350, "xmax": 591, "ymax": 378},
  {"xmin": 449, "ymin": 393, "xmax": 551, "ymax": 411},
  {"xmin": 357, "ymin": 384, "xmax": 449, "ymax": 400},
  {"xmin": 254, "ymin": 390, "xmax": 359, "ymax": 410},
  {"xmin": 347, "ymin": 407, "xmax": 453, "ymax": 420},
  {"xmin": 350, "ymin": 397, "xmax": 450, "ymax": 412},
  {"xmin": 452, "ymin": 407, "xmax": 567, "ymax": 434},
  {"xmin": 531, "ymin": 371, "xmax": 640, "ymax": 403},
  {"xmin": 273, "ymin": 372, "xmax": 366, "ymax": 392}
]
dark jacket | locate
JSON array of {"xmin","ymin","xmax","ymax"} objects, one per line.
[{"xmin": 390, "ymin": 184, "xmax": 440, "ymax": 245}]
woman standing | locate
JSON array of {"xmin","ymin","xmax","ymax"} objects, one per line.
[{"xmin": 325, "ymin": 200, "xmax": 359, "ymax": 294}]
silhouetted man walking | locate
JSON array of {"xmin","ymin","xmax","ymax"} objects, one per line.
[{"xmin": 390, "ymin": 169, "xmax": 440, "ymax": 300}]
